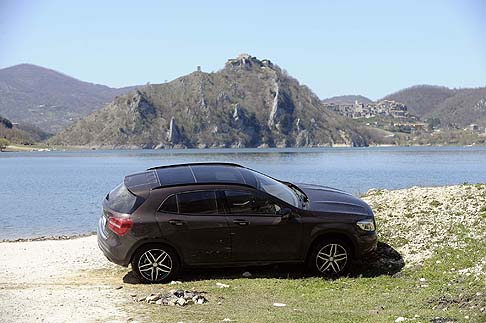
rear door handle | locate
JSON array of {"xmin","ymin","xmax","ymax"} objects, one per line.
[
  {"xmin": 233, "ymin": 219, "xmax": 249, "ymax": 226},
  {"xmin": 168, "ymin": 219, "xmax": 185, "ymax": 226}
]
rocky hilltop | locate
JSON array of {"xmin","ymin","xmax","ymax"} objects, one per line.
[{"xmin": 50, "ymin": 54, "xmax": 377, "ymax": 148}]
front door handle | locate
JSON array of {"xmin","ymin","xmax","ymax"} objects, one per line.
[
  {"xmin": 233, "ymin": 219, "xmax": 249, "ymax": 226},
  {"xmin": 168, "ymin": 219, "xmax": 185, "ymax": 226}
]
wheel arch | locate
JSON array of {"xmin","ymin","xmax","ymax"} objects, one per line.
[
  {"xmin": 127, "ymin": 239, "xmax": 183, "ymax": 267},
  {"xmin": 305, "ymin": 230, "xmax": 357, "ymax": 262}
]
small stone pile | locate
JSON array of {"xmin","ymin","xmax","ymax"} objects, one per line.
[{"xmin": 136, "ymin": 289, "xmax": 207, "ymax": 306}]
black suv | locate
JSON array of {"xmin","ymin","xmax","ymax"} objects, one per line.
[{"xmin": 97, "ymin": 163, "xmax": 377, "ymax": 283}]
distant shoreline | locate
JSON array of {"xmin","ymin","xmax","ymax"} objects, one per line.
[
  {"xmin": 3, "ymin": 143, "xmax": 486, "ymax": 152},
  {"xmin": 1, "ymin": 231, "xmax": 96, "ymax": 243}
]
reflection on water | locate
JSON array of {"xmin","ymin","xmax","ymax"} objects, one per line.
[{"xmin": 1, "ymin": 146, "xmax": 486, "ymax": 239}]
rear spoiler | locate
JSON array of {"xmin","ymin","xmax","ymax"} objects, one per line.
[{"xmin": 124, "ymin": 170, "xmax": 160, "ymax": 199}]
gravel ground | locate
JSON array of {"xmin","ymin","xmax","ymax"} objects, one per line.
[{"xmin": 0, "ymin": 236, "xmax": 128, "ymax": 323}]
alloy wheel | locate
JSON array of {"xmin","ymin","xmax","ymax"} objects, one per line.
[
  {"xmin": 315, "ymin": 243, "xmax": 348, "ymax": 274},
  {"xmin": 137, "ymin": 249, "xmax": 173, "ymax": 282}
]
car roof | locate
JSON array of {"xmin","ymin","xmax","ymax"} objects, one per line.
[
  {"xmin": 124, "ymin": 163, "xmax": 261, "ymax": 197},
  {"xmin": 149, "ymin": 163, "xmax": 257, "ymax": 188}
]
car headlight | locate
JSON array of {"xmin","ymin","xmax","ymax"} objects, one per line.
[{"xmin": 356, "ymin": 219, "xmax": 375, "ymax": 231}]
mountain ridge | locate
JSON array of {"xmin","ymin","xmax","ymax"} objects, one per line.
[
  {"xmin": 383, "ymin": 84, "xmax": 486, "ymax": 127},
  {"xmin": 0, "ymin": 64, "xmax": 137, "ymax": 133}
]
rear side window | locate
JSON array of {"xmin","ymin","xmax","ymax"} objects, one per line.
[
  {"xmin": 159, "ymin": 195, "xmax": 178, "ymax": 213},
  {"xmin": 105, "ymin": 183, "xmax": 144, "ymax": 214},
  {"xmin": 177, "ymin": 191, "xmax": 218, "ymax": 215}
]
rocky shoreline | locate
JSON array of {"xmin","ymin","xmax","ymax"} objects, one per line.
[{"xmin": 1, "ymin": 231, "xmax": 96, "ymax": 243}]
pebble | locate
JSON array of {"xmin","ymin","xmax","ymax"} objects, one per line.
[
  {"xmin": 216, "ymin": 282, "xmax": 230, "ymax": 288},
  {"xmin": 242, "ymin": 271, "xmax": 252, "ymax": 278}
]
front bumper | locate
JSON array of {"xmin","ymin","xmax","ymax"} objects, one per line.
[{"xmin": 354, "ymin": 231, "xmax": 378, "ymax": 259}]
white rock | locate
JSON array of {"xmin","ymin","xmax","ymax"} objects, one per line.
[
  {"xmin": 419, "ymin": 278, "xmax": 426, "ymax": 282},
  {"xmin": 177, "ymin": 298, "xmax": 187, "ymax": 306},
  {"xmin": 273, "ymin": 303, "xmax": 287, "ymax": 307},
  {"xmin": 395, "ymin": 317, "xmax": 407, "ymax": 323},
  {"xmin": 216, "ymin": 282, "xmax": 229, "ymax": 288}
]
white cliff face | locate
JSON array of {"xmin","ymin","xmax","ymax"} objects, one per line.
[
  {"xmin": 268, "ymin": 82, "xmax": 280, "ymax": 129},
  {"xmin": 233, "ymin": 103, "xmax": 241, "ymax": 121},
  {"xmin": 167, "ymin": 117, "xmax": 180, "ymax": 144}
]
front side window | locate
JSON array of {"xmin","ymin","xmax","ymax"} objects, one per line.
[
  {"xmin": 177, "ymin": 191, "xmax": 218, "ymax": 215},
  {"xmin": 240, "ymin": 169, "xmax": 298, "ymax": 207},
  {"xmin": 224, "ymin": 190, "xmax": 281, "ymax": 215}
]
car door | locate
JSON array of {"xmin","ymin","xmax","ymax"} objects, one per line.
[
  {"xmin": 223, "ymin": 189, "xmax": 303, "ymax": 262},
  {"xmin": 155, "ymin": 190, "xmax": 231, "ymax": 265}
]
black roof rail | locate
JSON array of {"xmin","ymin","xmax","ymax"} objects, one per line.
[
  {"xmin": 146, "ymin": 162, "xmax": 244, "ymax": 171},
  {"xmin": 150, "ymin": 181, "xmax": 256, "ymax": 191}
]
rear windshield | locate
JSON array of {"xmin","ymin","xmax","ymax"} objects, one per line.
[{"xmin": 105, "ymin": 183, "xmax": 144, "ymax": 214}]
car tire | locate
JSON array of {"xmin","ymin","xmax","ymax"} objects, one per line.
[
  {"xmin": 307, "ymin": 239, "xmax": 351, "ymax": 277},
  {"xmin": 131, "ymin": 244, "xmax": 180, "ymax": 284}
]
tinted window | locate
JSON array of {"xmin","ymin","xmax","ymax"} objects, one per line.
[
  {"xmin": 177, "ymin": 191, "xmax": 218, "ymax": 215},
  {"xmin": 191, "ymin": 165, "xmax": 245, "ymax": 184},
  {"xmin": 105, "ymin": 183, "xmax": 144, "ymax": 214},
  {"xmin": 159, "ymin": 195, "xmax": 178, "ymax": 213},
  {"xmin": 225, "ymin": 190, "xmax": 281, "ymax": 215},
  {"xmin": 156, "ymin": 167, "xmax": 195, "ymax": 186}
]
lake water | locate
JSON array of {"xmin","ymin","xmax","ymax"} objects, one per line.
[{"xmin": 1, "ymin": 146, "xmax": 486, "ymax": 240}]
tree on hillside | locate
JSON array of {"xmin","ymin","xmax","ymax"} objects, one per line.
[{"xmin": 0, "ymin": 138, "xmax": 10, "ymax": 151}]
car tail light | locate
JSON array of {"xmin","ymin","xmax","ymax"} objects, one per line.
[{"xmin": 108, "ymin": 217, "xmax": 133, "ymax": 236}]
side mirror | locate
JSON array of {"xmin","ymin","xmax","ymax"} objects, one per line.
[{"xmin": 278, "ymin": 207, "xmax": 292, "ymax": 219}]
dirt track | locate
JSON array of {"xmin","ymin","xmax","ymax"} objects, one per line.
[{"xmin": 0, "ymin": 235, "xmax": 129, "ymax": 323}]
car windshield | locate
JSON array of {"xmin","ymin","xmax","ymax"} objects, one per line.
[{"xmin": 252, "ymin": 172, "xmax": 299, "ymax": 207}]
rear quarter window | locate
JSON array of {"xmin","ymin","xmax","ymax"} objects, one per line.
[{"xmin": 105, "ymin": 183, "xmax": 144, "ymax": 214}]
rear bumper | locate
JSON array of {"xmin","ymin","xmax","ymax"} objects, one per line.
[
  {"xmin": 97, "ymin": 218, "xmax": 130, "ymax": 267},
  {"xmin": 354, "ymin": 231, "xmax": 378, "ymax": 259}
]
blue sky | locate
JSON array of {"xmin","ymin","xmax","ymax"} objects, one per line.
[{"xmin": 0, "ymin": 0, "xmax": 485, "ymax": 99}]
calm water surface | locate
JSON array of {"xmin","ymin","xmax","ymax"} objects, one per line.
[{"xmin": 1, "ymin": 146, "xmax": 485, "ymax": 239}]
